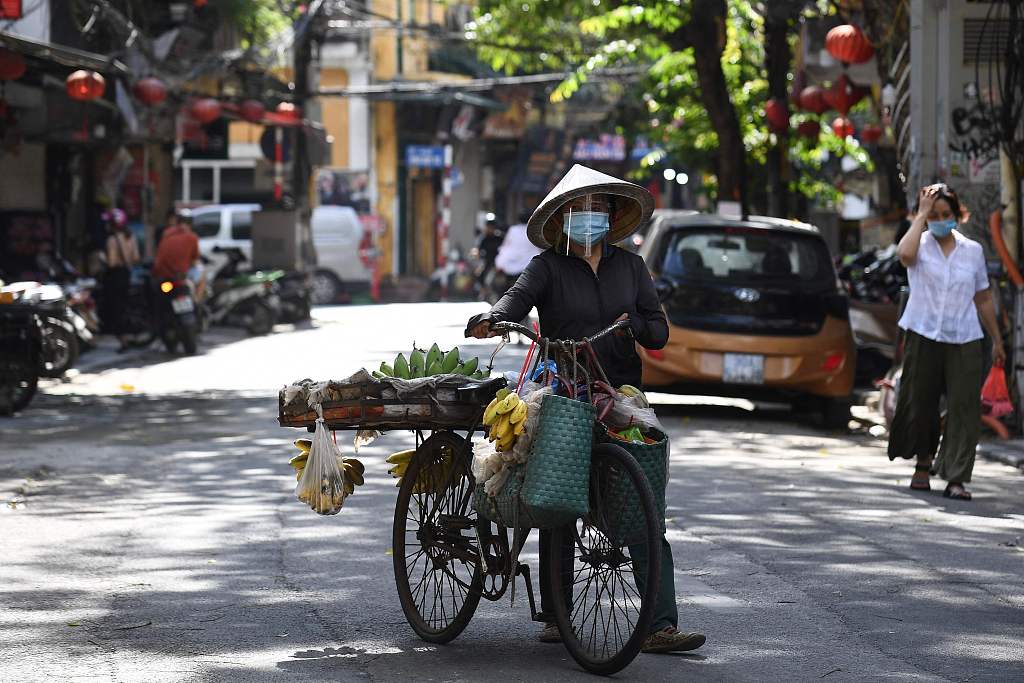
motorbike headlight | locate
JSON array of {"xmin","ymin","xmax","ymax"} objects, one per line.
[{"xmin": 160, "ymin": 281, "xmax": 174, "ymax": 293}]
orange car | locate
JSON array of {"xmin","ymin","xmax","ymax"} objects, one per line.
[{"xmin": 637, "ymin": 212, "xmax": 856, "ymax": 427}]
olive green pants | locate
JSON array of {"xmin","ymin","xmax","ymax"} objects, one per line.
[{"xmin": 887, "ymin": 331, "xmax": 983, "ymax": 484}]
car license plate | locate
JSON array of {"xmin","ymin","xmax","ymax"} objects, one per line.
[
  {"xmin": 723, "ymin": 353, "xmax": 764, "ymax": 384},
  {"xmin": 172, "ymin": 296, "xmax": 194, "ymax": 314}
]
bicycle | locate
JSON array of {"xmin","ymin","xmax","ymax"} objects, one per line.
[{"xmin": 391, "ymin": 319, "xmax": 663, "ymax": 675}]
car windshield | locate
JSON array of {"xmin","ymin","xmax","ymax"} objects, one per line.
[{"xmin": 659, "ymin": 226, "xmax": 833, "ymax": 287}]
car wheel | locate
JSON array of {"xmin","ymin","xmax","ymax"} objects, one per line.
[
  {"xmin": 310, "ymin": 270, "xmax": 342, "ymax": 306},
  {"xmin": 821, "ymin": 398, "xmax": 852, "ymax": 430}
]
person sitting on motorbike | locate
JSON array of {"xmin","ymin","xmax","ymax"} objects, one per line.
[
  {"xmin": 493, "ymin": 209, "xmax": 543, "ymax": 294},
  {"xmin": 474, "ymin": 217, "xmax": 505, "ymax": 290},
  {"xmin": 154, "ymin": 212, "xmax": 205, "ymax": 300},
  {"xmin": 465, "ymin": 164, "xmax": 706, "ymax": 654}
]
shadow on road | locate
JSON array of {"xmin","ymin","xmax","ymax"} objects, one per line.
[{"xmin": 1, "ymin": 392, "xmax": 1021, "ymax": 681}]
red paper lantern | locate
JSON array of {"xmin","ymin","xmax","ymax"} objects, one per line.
[
  {"xmin": 825, "ymin": 24, "xmax": 875, "ymax": 66},
  {"xmin": 66, "ymin": 70, "xmax": 106, "ymax": 101},
  {"xmin": 132, "ymin": 77, "xmax": 167, "ymax": 106},
  {"xmin": 240, "ymin": 99, "xmax": 265, "ymax": 123},
  {"xmin": 765, "ymin": 98, "xmax": 789, "ymax": 133},
  {"xmin": 0, "ymin": 47, "xmax": 26, "ymax": 81},
  {"xmin": 860, "ymin": 123, "xmax": 884, "ymax": 144},
  {"xmin": 824, "ymin": 75, "xmax": 865, "ymax": 116},
  {"xmin": 191, "ymin": 98, "xmax": 222, "ymax": 124},
  {"xmin": 832, "ymin": 116, "xmax": 855, "ymax": 138},
  {"xmin": 799, "ymin": 86, "xmax": 829, "ymax": 115},
  {"xmin": 797, "ymin": 120, "xmax": 821, "ymax": 139},
  {"xmin": 276, "ymin": 101, "xmax": 300, "ymax": 119}
]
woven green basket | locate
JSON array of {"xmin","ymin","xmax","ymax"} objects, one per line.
[
  {"xmin": 597, "ymin": 427, "xmax": 668, "ymax": 544},
  {"xmin": 476, "ymin": 394, "xmax": 595, "ymax": 530}
]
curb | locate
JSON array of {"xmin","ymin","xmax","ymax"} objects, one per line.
[
  {"xmin": 976, "ymin": 441, "xmax": 1024, "ymax": 473},
  {"xmin": 852, "ymin": 402, "xmax": 1024, "ymax": 475}
]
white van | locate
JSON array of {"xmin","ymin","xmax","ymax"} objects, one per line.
[
  {"xmin": 309, "ymin": 205, "xmax": 371, "ymax": 304},
  {"xmin": 191, "ymin": 203, "xmax": 260, "ymax": 262},
  {"xmin": 187, "ymin": 203, "xmax": 370, "ymax": 305}
]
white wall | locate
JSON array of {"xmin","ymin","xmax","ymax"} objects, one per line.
[{"xmin": 5, "ymin": 0, "xmax": 50, "ymax": 42}]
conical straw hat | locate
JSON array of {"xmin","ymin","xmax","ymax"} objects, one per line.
[{"xmin": 526, "ymin": 164, "xmax": 655, "ymax": 249}]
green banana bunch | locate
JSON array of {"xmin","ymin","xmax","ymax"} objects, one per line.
[{"xmin": 375, "ymin": 345, "xmax": 488, "ymax": 380}]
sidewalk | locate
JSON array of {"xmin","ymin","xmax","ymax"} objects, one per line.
[
  {"xmin": 852, "ymin": 395, "xmax": 1024, "ymax": 474},
  {"xmin": 976, "ymin": 439, "xmax": 1024, "ymax": 472}
]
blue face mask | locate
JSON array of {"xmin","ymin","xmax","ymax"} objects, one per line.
[
  {"xmin": 563, "ymin": 211, "xmax": 610, "ymax": 245},
  {"xmin": 927, "ymin": 218, "xmax": 957, "ymax": 238}
]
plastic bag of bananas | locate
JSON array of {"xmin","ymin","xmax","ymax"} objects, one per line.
[{"xmin": 294, "ymin": 418, "xmax": 363, "ymax": 515}]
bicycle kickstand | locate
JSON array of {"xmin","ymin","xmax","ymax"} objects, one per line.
[{"xmin": 515, "ymin": 563, "xmax": 544, "ymax": 622}]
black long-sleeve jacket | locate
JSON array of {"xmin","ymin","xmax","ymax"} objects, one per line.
[{"xmin": 469, "ymin": 245, "xmax": 668, "ymax": 389}]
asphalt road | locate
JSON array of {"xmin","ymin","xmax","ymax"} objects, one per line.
[{"xmin": 1, "ymin": 303, "xmax": 1022, "ymax": 682}]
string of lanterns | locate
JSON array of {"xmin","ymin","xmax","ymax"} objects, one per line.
[{"xmin": 765, "ymin": 23, "xmax": 887, "ymax": 144}]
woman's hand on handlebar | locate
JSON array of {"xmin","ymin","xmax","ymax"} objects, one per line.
[
  {"xmin": 613, "ymin": 313, "xmax": 631, "ymax": 337},
  {"xmin": 468, "ymin": 320, "xmax": 497, "ymax": 339}
]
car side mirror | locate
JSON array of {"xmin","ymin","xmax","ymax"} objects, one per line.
[{"xmin": 654, "ymin": 278, "xmax": 675, "ymax": 302}]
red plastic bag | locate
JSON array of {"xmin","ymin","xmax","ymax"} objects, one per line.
[{"xmin": 981, "ymin": 364, "xmax": 1014, "ymax": 418}]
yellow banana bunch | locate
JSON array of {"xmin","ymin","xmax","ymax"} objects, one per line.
[
  {"xmin": 387, "ymin": 447, "xmax": 452, "ymax": 493},
  {"xmin": 290, "ymin": 436, "xmax": 365, "ymax": 497},
  {"xmin": 339, "ymin": 456, "xmax": 365, "ymax": 496},
  {"xmin": 484, "ymin": 389, "xmax": 527, "ymax": 452},
  {"xmin": 387, "ymin": 449, "xmax": 415, "ymax": 480}
]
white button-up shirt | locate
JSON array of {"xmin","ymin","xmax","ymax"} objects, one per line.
[{"xmin": 898, "ymin": 230, "xmax": 989, "ymax": 344}]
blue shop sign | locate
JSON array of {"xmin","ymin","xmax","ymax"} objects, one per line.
[{"xmin": 405, "ymin": 145, "xmax": 446, "ymax": 169}]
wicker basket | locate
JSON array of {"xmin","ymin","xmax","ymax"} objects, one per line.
[
  {"xmin": 597, "ymin": 427, "xmax": 668, "ymax": 544},
  {"xmin": 477, "ymin": 394, "xmax": 595, "ymax": 530}
]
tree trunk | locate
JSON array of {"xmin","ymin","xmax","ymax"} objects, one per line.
[
  {"xmin": 764, "ymin": 5, "xmax": 793, "ymax": 218},
  {"xmin": 683, "ymin": 0, "xmax": 747, "ymax": 215}
]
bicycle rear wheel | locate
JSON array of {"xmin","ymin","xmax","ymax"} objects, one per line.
[
  {"xmin": 549, "ymin": 443, "xmax": 661, "ymax": 675},
  {"xmin": 393, "ymin": 431, "xmax": 483, "ymax": 643}
]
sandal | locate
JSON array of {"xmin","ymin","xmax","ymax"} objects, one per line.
[
  {"xmin": 910, "ymin": 462, "xmax": 932, "ymax": 491},
  {"xmin": 943, "ymin": 483, "xmax": 972, "ymax": 500}
]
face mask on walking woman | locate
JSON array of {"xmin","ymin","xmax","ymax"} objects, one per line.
[
  {"xmin": 927, "ymin": 218, "xmax": 957, "ymax": 238},
  {"xmin": 563, "ymin": 211, "xmax": 610, "ymax": 245}
]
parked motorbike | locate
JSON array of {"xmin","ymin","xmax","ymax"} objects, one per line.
[
  {"xmin": 63, "ymin": 277, "xmax": 99, "ymax": 351},
  {"xmin": 274, "ymin": 271, "xmax": 312, "ymax": 324},
  {"xmin": 154, "ymin": 274, "xmax": 200, "ymax": 355},
  {"xmin": 0, "ymin": 281, "xmax": 79, "ymax": 378},
  {"xmin": 205, "ymin": 247, "xmax": 281, "ymax": 335},
  {"xmin": 0, "ymin": 289, "xmax": 42, "ymax": 415}
]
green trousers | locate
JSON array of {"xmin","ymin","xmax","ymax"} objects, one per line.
[
  {"xmin": 539, "ymin": 531, "xmax": 679, "ymax": 633},
  {"xmin": 630, "ymin": 536, "xmax": 678, "ymax": 632},
  {"xmin": 888, "ymin": 331, "xmax": 983, "ymax": 484}
]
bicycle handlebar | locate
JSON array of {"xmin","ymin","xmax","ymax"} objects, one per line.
[{"xmin": 490, "ymin": 318, "xmax": 629, "ymax": 347}]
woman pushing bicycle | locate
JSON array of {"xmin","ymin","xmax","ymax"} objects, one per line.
[{"xmin": 466, "ymin": 164, "xmax": 706, "ymax": 654}]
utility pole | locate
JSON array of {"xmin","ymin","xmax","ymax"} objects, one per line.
[{"xmin": 292, "ymin": 0, "xmax": 325, "ymax": 210}]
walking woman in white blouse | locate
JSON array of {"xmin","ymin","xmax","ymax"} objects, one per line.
[{"xmin": 888, "ymin": 184, "xmax": 1005, "ymax": 500}]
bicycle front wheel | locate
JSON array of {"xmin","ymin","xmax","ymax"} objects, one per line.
[
  {"xmin": 393, "ymin": 431, "xmax": 483, "ymax": 643},
  {"xmin": 549, "ymin": 442, "xmax": 662, "ymax": 676}
]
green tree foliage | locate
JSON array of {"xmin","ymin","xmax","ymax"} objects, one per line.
[
  {"xmin": 470, "ymin": 0, "xmax": 873, "ymax": 210},
  {"xmin": 219, "ymin": 0, "xmax": 298, "ymax": 50}
]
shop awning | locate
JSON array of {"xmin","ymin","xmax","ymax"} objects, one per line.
[{"xmin": 0, "ymin": 31, "xmax": 128, "ymax": 74}]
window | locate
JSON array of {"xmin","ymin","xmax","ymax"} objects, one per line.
[
  {"xmin": 230, "ymin": 211, "xmax": 252, "ymax": 240},
  {"xmin": 191, "ymin": 211, "xmax": 221, "ymax": 238},
  {"xmin": 660, "ymin": 227, "xmax": 832, "ymax": 286}
]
